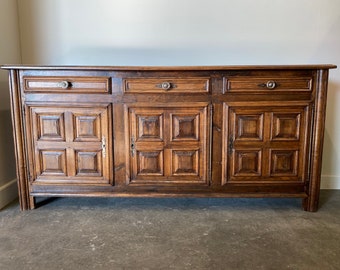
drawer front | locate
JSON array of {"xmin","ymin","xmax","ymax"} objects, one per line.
[
  {"xmin": 224, "ymin": 77, "xmax": 312, "ymax": 93},
  {"xmin": 124, "ymin": 77, "xmax": 210, "ymax": 93},
  {"xmin": 23, "ymin": 76, "xmax": 110, "ymax": 93}
]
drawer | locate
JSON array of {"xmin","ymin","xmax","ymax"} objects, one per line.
[
  {"xmin": 23, "ymin": 76, "xmax": 110, "ymax": 93},
  {"xmin": 224, "ymin": 76, "xmax": 312, "ymax": 93},
  {"xmin": 123, "ymin": 77, "xmax": 210, "ymax": 93}
]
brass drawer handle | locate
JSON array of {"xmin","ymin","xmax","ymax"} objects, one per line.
[
  {"xmin": 155, "ymin": 82, "xmax": 176, "ymax": 91},
  {"xmin": 258, "ymin": 81, "xmax": 277, "ymax": 89},
  {"xmin": 58, "ymin": 81, "xmax": 71, "ymax": 89}
]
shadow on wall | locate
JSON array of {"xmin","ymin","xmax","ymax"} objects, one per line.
[
  {"xmin": 0, "ymin": 81, "xmax": 11, "ymax": 110},
  {"xmin": 0, "ymin": 109, "xmax": 16, "ymax": 186},
  {"xmin": 322, "ymin": 81, "xmax": 340, "ymax": 175},
  {"xmin": 0, "ymin": 75, "xmax": 16, "ymax": 185}
]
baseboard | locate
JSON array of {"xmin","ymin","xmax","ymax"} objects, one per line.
[
  {"xmin": 321, "ymin": 175, "xmax": 340, "ymax": 190},
  {"xmin": 0, "ymin": 179, "xmax": 18, "ymax": 209}
]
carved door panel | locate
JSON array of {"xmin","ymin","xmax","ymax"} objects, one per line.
[
  {"xmin": 223, "ymin": 104, "xmax": 311, "ymax": 184},
  {"xmin": 27, "ymin": 105, "xmax": 112, "ymax": 184},
  {"xmin": 127, "ymin": 104, "xmax": 209, "ymax": 185}
]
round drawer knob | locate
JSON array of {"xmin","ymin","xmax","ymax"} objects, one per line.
[
  {"xmin": 58, "ymin": 81, "xmax": 71, "ymax": 89},
  {"xmin": 266, "ymin": 81, "xmax": 276, "ymax": 89},
  {"xmin": 161, "ymin": 82, "xmax": 171, "ymax": 90}
]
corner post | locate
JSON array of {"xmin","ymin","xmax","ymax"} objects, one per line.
[
  {"xmin": 303, "ymin": 69, "xmax": 329, "ymax": 212},
  {"xmin": 8, "ymin": 69, "xmax": 35, "ymax": 210}
]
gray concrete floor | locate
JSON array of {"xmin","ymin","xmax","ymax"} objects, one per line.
[{"xmin": 1, "ymin": 191, "xmax": 340, "ymax": 270}]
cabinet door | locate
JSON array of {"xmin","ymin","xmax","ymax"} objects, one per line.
[
  {"xmin": 222, "ymin": 103, "xmax": 311, "ymax": 184},
  {"xmin": 27, "ymin": 105, "xmax": 112, "ymax": 184},
  {"xmin": 127, "ymin": 104, "xmax": 209, "ymax": 185}
]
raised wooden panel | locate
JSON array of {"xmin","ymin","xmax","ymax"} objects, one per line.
[
  {"xmin": 74, "ymin": 114, "xmax": 101, "ymax": 142},
  {"xmin": 32, "ymin": 110, "xmax": 66, "ymax": 141},
  {"xmin": 171, "ymin": 114, "xmax": 199, "ymax": 141},
  {"xmin": 137, "ymin": 114, "xmax": 163, "ymax": 141},
  {"xmin": 235, "ymin": 114, "xmax": 263, "ymax": 141},
  {"xmin": 137, "ymin": 151, "xmax": 164, "ymax": 175},
  {"xmin": 270, "ymin": 150, "xmax": 298, "ymax": 176},
  {"xmin": 171, "ymin": 150, "xmax": 199, "ymax": 176},
  {"xmin": 38, "ymin": 114, "xmax": 65, "ymax": 141},
  {"xmin": 224, "ymin": 103, "xmax": 310, "ymax": 184},
  {"xmin": 127, "ymin": 104, "xmax": 209, "ymax": 185},
  {"xmin": 271, "ymin": 113, "xmax": 300, "ymax": 141},
  {"xmin": 28, "ymin": 105, "xmax": 111, "ymax": 185},
  {"xmin": 232, "ymin": 150, "xmax": 262, "ymax": 177},
  {"xmin": 129, "ymin": 108, "xmax": 164, "ymax": 142},
  {"xmin": 39, "ymin": 150, "xmax": 67, "ymax": 176},
  {"xmin": 75, "ymin": 150, "xmax": 102, "ymax": 176}
]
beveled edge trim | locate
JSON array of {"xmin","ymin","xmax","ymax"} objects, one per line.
[{"xmin": 1, "ymin": 64, "xmax": 337, "ymax": 71}]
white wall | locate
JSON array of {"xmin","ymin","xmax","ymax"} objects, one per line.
[
  {"xmin": 0, "ymin": 0, "xmax": 22, "ymax": 208},
  {"xmin": 13, "ymin": 0, "xmax": 340, "ymax": 188}
]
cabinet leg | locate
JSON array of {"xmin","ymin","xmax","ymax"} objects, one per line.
[
  {"xmin": 18, "ymin": 192, "xmax": 36, "ymax": 210},
  {"xmin": 302, "ymin": 196, "xmax": 319, "ymax": 212},
  {"xmin": 29, "ymin": 196, "xmax": 36, "ymax": 210}
]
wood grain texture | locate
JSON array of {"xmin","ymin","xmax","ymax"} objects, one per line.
[
  {"xmin": 303, "ymin": 69, "xmax": 330, "ymax": 211},
  {"xmin": 8, "ymin": 70, "xmax": 34, "ymax": 210},
  {"xmin": 3, "ymin": 65, "xmax": 336, "ymax": 211}
]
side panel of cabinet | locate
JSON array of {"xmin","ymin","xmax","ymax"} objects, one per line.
[
  {"xmin": 26, "ymin": 105, "xmax": 113, "ymax": 185},
  {"xmin": 222, "ymin": 102, "xmax": 311, "ymax": 185},
  {"xmin": 125, "ymin": 103, "xmax": 210, "ymax": 185}
]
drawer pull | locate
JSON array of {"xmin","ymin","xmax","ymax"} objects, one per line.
[
  {"xmin": 155, "ymin": 82, "xmax": 176, "ymax": 91},
  {"xmin": 258, "ymin": 81, "xmax": 277, "ymax": 89},
  {"xmin": 58, "ymin": 81, "xmax": 71, "ymax": 89}
]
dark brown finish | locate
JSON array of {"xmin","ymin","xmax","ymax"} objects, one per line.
[
  {"xmin": 223, "ymin": 103, "xmax": 310, "ymax": 183},
  {"xmin": 1, "ymin": 65, "xmax": 336, "ymax": 211},
  {"xmin": 26, "ymin": 106, "xmax": 112, "ymax": 184},
  {"xmin": 123, "ymin": 77, "xmax": 210, "ymax": 93},
  {"xmin": 23, "ymin": 76, "xmax": 110, "ymax": 93},
  {"xmin": 126, "ymin": 103, "xmax": 209, "ymax": 185}
]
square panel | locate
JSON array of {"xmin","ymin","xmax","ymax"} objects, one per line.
[
  {"xmin": 75, "ymin": 150, "xmax": 102, "ymax": 176},
  {"xmin": 172, "ymin": 150, "xmax": 199, "ymax": 176},
  {"xmin": 270, "ymin": 150, "xmax": 298, "ymax": 176},
  {"xmin": 74, "ymin": 114, "xmax": 101, "ymax": 141},
  {"xmin": 271, "ymin": 113, "xmax": 301, "ymax": 141},
  {"xmin": 39, "ymin": 150, "xmax": 67, "ymax": 176},
  {"xmin": 235, "ymin": 114, "xmax": 263, "ymax": 141},
  {"xmin": 37, "ymin": 113, "xmax": 65, "ymax": 141},
  {"xmin": 137, "ymin": 114, "xmax": 163, "ymax": 141},
  {"xmin": 171, "ymin": 114, "xmax": 199, "ymax": 141},
  {"xmin": 233, "ymin": 150, "xmax": 262, "ymax": 176},
  {"xmin": 137, "ymin": 151, "xmax": 164, "ymax": 175}
]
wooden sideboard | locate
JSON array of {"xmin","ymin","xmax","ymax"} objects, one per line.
[{"xmin": 1, "ymin": 65, "xmax": 336, "ymax": 211}]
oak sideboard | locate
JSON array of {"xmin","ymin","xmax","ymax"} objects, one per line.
[{"xmin": 1, "ymin": 65, "xmax": 336, "ymax": 211}]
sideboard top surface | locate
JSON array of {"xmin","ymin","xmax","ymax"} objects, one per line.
[{"xmin": 1, "ymin": 64, "xmax": 337, "ymax": 71}]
